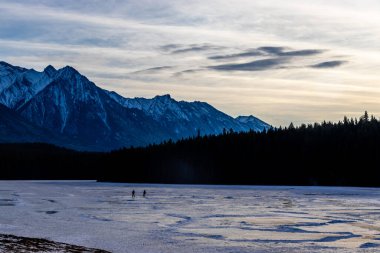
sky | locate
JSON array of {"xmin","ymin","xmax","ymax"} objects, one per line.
[{"xmin": 1, "ymin": 0, "xmax": 380, "ymax": 126}]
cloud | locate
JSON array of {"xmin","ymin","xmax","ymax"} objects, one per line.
[
  {"xmin": 207, "ymin": 46, "xmax": 329, "ymax": 72},
  {"xmin": 258, "ymin": 47, "xmax": 287, "ymax": 55},
  {"xmin": 208, "ymin": 49, "xmax": 264, "ymax": 60},
  {"xmin": 178, "ymin": 69, "xmax": 201, "ymax": 74},
  {"xmin": 173, "ymin": 68, "xmax": 205, "ymax": 77},
  {"xmin": 208, "ymin": 58, "xmax": 288, "ymax": 71},
  {"xmin": 160, "ymin": 43, "xmax": 224, "ymax": 54},
  {"xmin": 310, "ymin": 61, "xmax": 348, "ymax": 69},
  {"xmin": 256, "ymin": 47, "xmax": 324, "ymax": 57},
  {"xmin": 132, "ymin": 66, "xmax": 173, "ymax": 74},
  {"xmin": 160, "ymin": 44, "xmax": 182, "ymax": 51},
  {"xmin": 172, "ymin": 45, "xmax": 214, "ymax": 54},
  {"xmin": 278, "ymin": 49, "xmax": 324, "ymax": 57},
  {"xmin": 209, "ymin": 46, "xmax": 324, "ymax": 61}
]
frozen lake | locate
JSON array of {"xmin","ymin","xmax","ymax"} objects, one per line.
[{"xmin": 0, "ymin": 181, "xmax": 380, "ymax": 252}]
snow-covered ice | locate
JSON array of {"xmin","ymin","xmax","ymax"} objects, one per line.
[{"xmin": 0, "ymin": 181, "xmax": 380, "ymax": 252}]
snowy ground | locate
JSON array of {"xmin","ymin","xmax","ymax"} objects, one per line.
[{"xmin": 0, "ymin": 181, "xmax": 380, "ymax": 253}]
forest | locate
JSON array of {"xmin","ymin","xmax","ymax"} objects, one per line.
[{"xmin": 1, "ymin": 112, "xmax": 380, "ymax": 187}]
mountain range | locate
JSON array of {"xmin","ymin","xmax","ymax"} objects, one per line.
[{"xmin": 0, "ymin": 61, "xmax": 270, "ymax": 151}]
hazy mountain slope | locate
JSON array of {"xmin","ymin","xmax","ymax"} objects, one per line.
[{"xmin": 0, "ymin": 103, "xmax": 58, "ymax": 143}]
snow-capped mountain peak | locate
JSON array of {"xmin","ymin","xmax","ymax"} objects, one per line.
[
  {"xmin": 0, "ymin": 62, "xmax": 27, "ymax": 93},
  {"xmin": 43, "ymin": 65, "xmax": 57, "ymax": 77},
  {"xmin": 108, "ymin": 91, "xmax": 270, "ymax": 137},
  {"xmin": 0, "ymin": 64, "xmax": 58, "ymax": 109},
  {"xmin": 236, "ymin": 115, "xmax": 259, "ymax": 123},
  {"xmin": 0, "ymin": 61, "xmax": 26, "ymax": 71},
  {"xmin": 154, "ymin": 94, "xmax": 172, "ymax": 101},
  {"xmin": 0, "ymin": 61, "xmax": 270, "ymax": 151},
  {"xmin": 57, "ymin": 65, "xmax": 81, "ymax": 79},
  {"xmin": 236, "ymin": 115, "xmax": 270, "ymax": 131}
]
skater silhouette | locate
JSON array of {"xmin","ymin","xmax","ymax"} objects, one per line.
[
  {"xmin": 132, "ymin": 189, "xmax": 135, "ymax": 199},
  {"xmin": 143, "ymin": 190, "xmax": 146, "ymax": 198}
]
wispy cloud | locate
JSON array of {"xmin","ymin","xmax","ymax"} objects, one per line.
[
  {"xmin": 160, "ymin": 44, "xmax": 182, "ymax": 51},
  {"xmin": 256, "ymin": 47, "xmax": 323, "ymax": 57},
  {"xmin": 209, "ymin": 58, "xmax": 288, "ymax": 71},
  {"xmin": 208, "ymin": 46, "xmax": 324, "ymax": 61},
  {"xmin": 209, "ymin": 50, "xmax": 264, "ymax": 60},
  {"xmin": 172, "ymin": 68, "xmax": 206, "ymax": 77},
  {"xmin": 132, "ymin": 66, "xmax": 173, "ymax": 74},
  {"xmin": 310, "ymin": 61, "xmax": 348, "ymax": 69},
  {"xmin": 160, "ymin": 43, "xmax": 225, "ymax": 54},
  {"xmin": 208, "ymin": 46, "xmax": 332, "ymax": 72}
]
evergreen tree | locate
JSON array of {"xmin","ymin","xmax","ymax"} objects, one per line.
[{"xmin": 361, "ymin": 111, "xmax": 369, "ymax": 123}]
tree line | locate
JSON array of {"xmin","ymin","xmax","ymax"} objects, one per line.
[{"xmin": 1, "ymin": 112, "xmax": 380, "ymax": 187}]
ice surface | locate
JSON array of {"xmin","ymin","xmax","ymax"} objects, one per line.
[{"xmin": 0, "ymin": 181, "xmax": 380, "ymax": 252}]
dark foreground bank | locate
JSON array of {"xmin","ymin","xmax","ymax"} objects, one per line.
[{"xmin": 0, "ymin": 234, "xmax": 110, "ymax": 253}]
